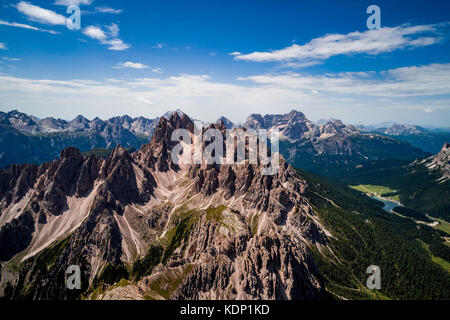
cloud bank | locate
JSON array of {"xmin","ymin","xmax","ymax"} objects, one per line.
[
  {"xmin": 0, "ymin": 63, "xmax": 448, "ymax": 125},
  {"xmin": 233, "ymin": 23, "xmax": 448, "ymax": 67}
]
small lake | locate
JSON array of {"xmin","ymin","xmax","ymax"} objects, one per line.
[{"xmin": 370, "ymin": 195, "xmax": 400, "ymax": 213}]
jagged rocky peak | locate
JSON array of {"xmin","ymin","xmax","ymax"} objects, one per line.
[
  {"xmin": 0, "ymin": 109, "xmax": 160, "ymax": 138},
  {"xmin": 320, "ymin": 119, "xmax": 358, "ymax": 135},
  {"xmin": 326, "ymin": 119, "xmax": 345, "ymax": 128},
  {"xmin": 138, "ymin": 113, "xmax": 318, "ymax": 226},
  {"xmin": 217, "ymin": 116, "xmax": 235, "ymax": 129},
  {"xmin": 0, "ymin": 109, "xmax": 40, "ymax": 132},
  {"xmin": 286, "ymin": 109, "xmax": 307, "ymax": 120},
  {"xmin": 69, "ymin": 115, "xmax": 90, "ymax": 130},
  {"xmin": 60, "ymin": 146, "xmax": 83, "ymax": 159},
  {"xmin": 40, "ymin": 117, "xmax": 67, "ymax": 131},
  {"xmin": 162, "ymin": 109, "xmax": 185, "ymax": 120},
  {"xmin": 243, "ymin": 109, "xmax": 363, "ymax": 140},
  {"xmin": 245, "ymin": 109, "xmax": 307, "ymax": 130},
  {"xmin": 154, "ymin": 112, "xmax": 194, "ymax": 139},
  {"xmin": 244, "ymin": 109, "xmax": 318, "ymax": 141},
  {"xmin": 427, "ymin": 142, "xmax": 450, "ymax": 180},
  {"xmin": 379, "ymin": 124, "xmax": 427, "ymax": 136}
]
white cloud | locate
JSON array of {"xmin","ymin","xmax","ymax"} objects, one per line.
[
  {"xmin": 82, "ymin": 24, "xmax": 130, "ymax": 50},
  {"xmin": 423, "ymin": 107, "xmax": 435, "ymax": 114},
  {"xmin": 106, "ymin": 23, "xmax": 119, "ymax": 37},
  {"xmin": 0, "ymin": 19, "xmax": 59, "ymax": 34},
  {"xmin": 95, "ymin": 6, "xmax": 123, "ymax": 14},
  {"xmin": 137, "ymin": 97, "xmax": 152, "ymax": 105},
  {"xmin": 54, "ymin": 0, "xmax": 93, "ymax": 6},
  {"xmin": 281, "ymin": 61, "xmax": 321, "ymax": 68},
  {"xmin": 0, "ymin": 42, "xmax": 6, "ymax": 50},
  {"xmin": 0, "ymin": 63, "xmax": 449, "ymax": 125},
  {"xmin": 233, "ymin": 23, "xmax": 448, "ymax": 66},
  {"xmin": 3, "ymin": 57, "xmax": 21, "ymax": 61},
  {"xmin": 17, "ymin": 1, "xmax": 67, "ymax": 26},
  {"xmin": 114, "ymin": 62, "xmax": 149, "ymax": 69},
  {"xmin": 103, "ymin": 38, "xmax": 130, "ymax": 51},
  {"xmin": 153, "ymin": 43, "xmax": 163, "ymax": 49},
  {"xmin": 238, "ymin": 63, "xmax": 450, "ymax": 97},
  {"xmin": 113, "ymin": 64, "xmax": 161, "ymax": 73},
  {"xmin": 83, "ymin": 26, "xmax": 106, "ymax": 40}
]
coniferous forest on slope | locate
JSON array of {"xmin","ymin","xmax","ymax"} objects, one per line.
[{"xmin": 296, "ymin": 169, "xmax": 450, "ymax": 300}]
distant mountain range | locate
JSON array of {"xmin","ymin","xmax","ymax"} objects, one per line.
[
  {"xmin": 0, "ymin": 110, "xmax": 160, "ymax": 168},
  {"xmin": 360, "ymin": 123, "xmax": 450, "ymax": 154},
  {"xmin": 0, "ymin": 110, "xmax": 158, "ymax": 136},
  {"xmin": 240, "ymin": 110, "xmax": 430, "ymax": 177}
]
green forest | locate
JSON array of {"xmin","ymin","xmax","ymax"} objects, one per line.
[{"xmin": 297, "ymin": 169, "xmax": 450, "ymax": 300}]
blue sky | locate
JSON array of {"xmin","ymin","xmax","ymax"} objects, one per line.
[{"xmin": 0, "ymin": 0, "xmax": 449, "ymax": 126}]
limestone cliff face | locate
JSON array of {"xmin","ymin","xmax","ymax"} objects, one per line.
[
  {"xmin": 434, "ymin": 143, "xmax": 450, "ymax": 177},
  {"xmin": 424, "ymin": 142, "xmax": 450, "ymax": 181},
  {"xmin": 244, "ymin": 110, "xmax": 429, "ymax": 175},
  {"xmin": 0, "ymin": 113, "xmax": 327, "ymax": 300}
]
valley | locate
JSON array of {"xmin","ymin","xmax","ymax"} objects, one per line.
[
  {"xmin": 297, "ymin": 169, "xmax": 450, "ymax": 299},
  {"xmin": 349, "ymin": 184, "xmax": 401, "ymax": 203},
  {"xmin": 350, "ymin": 183, "xmax": 450, "ymax": 236}
]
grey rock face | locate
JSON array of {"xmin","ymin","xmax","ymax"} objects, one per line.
[
  {"xmin": 172, "ymin": 228, "xmax": 324, "ymax": 300},
  {"xmin": 0, "ymin": 110, "xmax": 160, "ymax": 168},
  {"xmin": 0, "ymin": 211, "xmax": 34, "ymax": 261},
  {"xmin": 426, "ymin": 142, "xmax": 450, "ymax": 180},
  {"xmin": 217, "ymin": 116, "xmax": 235, "ymax": 129},
  {"xmin": 244, "ymin": 109, "xmax": 357, "ymax": 141},
  {"xmin": 245, "ymin": 110, "xmax": 308, "ymax": 132},
  {"xmin": 243, "ymin": 110, "xmax": 429, "ymax": 174},
  {"xmin": 0, "ymin": 110, "xmax": 159, "ymax": 137},
  {"xmin": 374, "ymin": 124, "xmax": 427, "ymax": 136}
]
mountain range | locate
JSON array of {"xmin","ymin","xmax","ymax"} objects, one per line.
[
  {"xmin": 0, "ymin": 112, "xmax": 449, "ymax": 300},
  {"xmin": 0, "ymin": 110, "xmax": 158, "ymax": 136},
  {"xmin": 361, "ymin": 123, "xmax": 450, "ymax": 154},
  {"xmin": 0, "ymin": 110, "xmax": 160, "ymax": 168},
  {"xmin": 0, "ymin": 109, "xmax": 433, "ymax": 176},
  {"xmin": 242, "ymin": 110, "xmax": 429, "ymax": 177}
]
